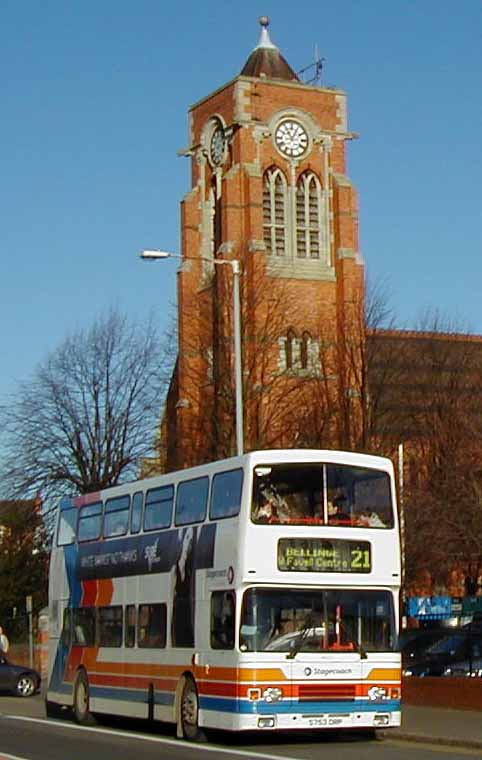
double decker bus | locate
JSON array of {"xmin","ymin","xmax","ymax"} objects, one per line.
[{"xmin": 46, "ymin": 449, "xmax": 401, "ymax": 739}]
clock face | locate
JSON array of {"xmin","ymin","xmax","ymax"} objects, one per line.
[
  {"xmin": 210, "ymin": 126, "xmax": 226, "ymax": 166},
  {"xmin": 275, "ymin": 120, "xmax": 309, "ymax": 158}
]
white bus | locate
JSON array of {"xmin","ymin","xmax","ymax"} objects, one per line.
[{"xmin": 46, "ymin": 449, "xmax": 401, "ymax": 739}]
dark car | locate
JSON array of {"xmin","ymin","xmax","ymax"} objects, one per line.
[
  {"xmin": 399, "ymin": 627, "xmax": 450, "ymax": 667},
  {"xmin": 402, "ymin": 629, "xmax": 482, "ymax": 677},
  {"xmin": 0, "ymin": 654, "xmax": 41, "ymax": 697}
]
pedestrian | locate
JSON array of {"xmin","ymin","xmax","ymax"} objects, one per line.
[
  {"xmin": 0, "ymin": 626, "xmax": 9, "ymax": 654},
  {"xmin": 465, "ymin": 563, "xmax": 479, "ymax": 597}
]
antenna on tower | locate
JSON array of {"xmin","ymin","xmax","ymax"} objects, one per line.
[{"xmin": 297, "ymin": 45, "xmax": 324, "ymax": 86}]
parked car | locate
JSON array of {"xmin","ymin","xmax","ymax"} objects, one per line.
[
  {"xmin": 442, "ymin": 657, "xmax": 482, "ymax": 677},
  {"xmin": 399, "ymin": 627, "xmax": 450, "ymax": 667},
  {"xmin": 402, "ymin": 628, "xmax": 482, "ymax": 677},
  {"xmin": 0, "ymin": 654, "xmax": 41, "ymax": 697}
]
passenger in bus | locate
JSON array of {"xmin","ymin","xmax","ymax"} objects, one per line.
[
  {"xmin": 255, "ymin": 486, "xmax": 285, "ymax": 523},
  {"xmin": 354, "ymin": 509, "xmax": 386, "ymax": 527},
  {"xmin": 327, "ymin": 493, "xmax": 351, "ymax": 524}
]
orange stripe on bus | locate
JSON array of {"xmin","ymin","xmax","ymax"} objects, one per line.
[
  {"xmin": 366, "ymin": 668, "xmax": 401, "ymax": 681},
  {"xmin": 96, "ymin": 579, "xmax": 113, "ymax": 606}
]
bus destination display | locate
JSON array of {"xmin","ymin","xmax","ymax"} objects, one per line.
[{"xmin": 278, "ymin": 538, "xmax": 371, "ymax": 573}]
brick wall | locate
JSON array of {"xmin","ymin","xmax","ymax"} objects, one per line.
[{"xmin": 403, "ymin": 676, "xmax": 482, "ymax": 711}]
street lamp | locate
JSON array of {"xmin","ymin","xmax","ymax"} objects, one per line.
[{"xmin": 139, "ymin": 249, "xmax": 244, "ymax": 456}]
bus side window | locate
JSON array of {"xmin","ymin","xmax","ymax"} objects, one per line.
[
  {"xmin": 138, "ymin": 604, "xmax": 167, "ymax": 648},
  {"xmin": 77, "ymin": 502, "xmax": 103, "ymax": 542},
  {"xmin": 211, "ymin": 591, "xmax": 235, "ymax": 650},
  {"xmin": 61, "ymin": 608, "xmax": 72, "ymax": 648},
  {"xmin": 57, "ymin": 507, "xmax": 77, "ymax": 546},
  {"xmin": 175, "ymin": 476, "xmax": 209, "ymax": 526},
  {"xmin": 210, "ymin": 469, "xmax": 243, "ymax": 520},
  {"xmin": 97, "ymin": 606, "xmax": 123, "ymax": 647},
  {"xmin": 125, "ymin": 605, "xmax": 136, "ymax": 647},
  {"xmin": 104, "ymin": 495, "xmax": 130, "ymax": 538},
  {"xmin": 130, "ymin": 492, "xmax": 144, "ymax": 534},
  {"xmin": 144, "ymin": 486, "xmax": 174, "ymax": 531},
  {"xmin": 72, "ymin": 608, "xmax": 96, "ymax": 646}
]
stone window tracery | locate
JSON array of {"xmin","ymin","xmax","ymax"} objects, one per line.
[
  {"xmin": 296, "ymin": 172, "xmax": 323, "ymax": 260},
  {"xmin": 263, "ymin": 167, "xmax": 287, "ymax": 257}
]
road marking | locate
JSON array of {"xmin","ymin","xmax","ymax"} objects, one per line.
[
  {"xmin": 0, "ymin": 754, "xmax": 33, "ymax": 760},
  {"xmin": 3, "ymin": 716, "xmax": 302, "ymax": 760}
]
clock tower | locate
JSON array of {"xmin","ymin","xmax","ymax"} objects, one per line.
[{"xmin": 161, "ymin": 18, "xmax": 364, "ymax": 470}]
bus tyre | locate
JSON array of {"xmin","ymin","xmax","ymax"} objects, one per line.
[
  {"xmin": 361, "ymin": 729, "xmax": 386, "ymax": 741},
  {"xmin": 73, "ymin": 670, "xmax": 96, "ymax": 726},
  {"xmin": 180, "ymin": 676, "xmax": 206, "ymax": 742},
  {"xmin": 45, "ymin": 700, "xmax": 63, "ymax": 719}
]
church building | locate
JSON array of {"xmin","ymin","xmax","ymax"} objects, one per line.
[{"xmin": 161, "ymin": 18, "xmax": 365, "ymax": 471}]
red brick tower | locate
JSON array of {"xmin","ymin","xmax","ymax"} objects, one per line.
[{"xmin": 162, "ymin": 18, "xmax": 364, "ymax": 471}]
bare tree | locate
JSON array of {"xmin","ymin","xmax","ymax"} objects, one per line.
[
  {"xmin": 394, "ymin": 311, "xmax": 482, "ymax": 587},
  {"xmin": 0, "ymin": 309, "xmax": 173, "ymax": 501}
]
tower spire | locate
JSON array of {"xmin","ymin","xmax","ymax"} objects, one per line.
[
  {"xmin": 256, "ymin": 16, "xmax": 276, "ymax": 50},
  {"xmin": 240, "ymin": 17, "xmax": 299, "ymax": 82}
]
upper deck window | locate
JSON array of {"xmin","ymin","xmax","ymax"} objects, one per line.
[
  {"xmin": 103, "ymin": 495, "xmax": 130, "ymax": 538},
  {"xmin": 210, "ymin": 469, "xmax": 243, "ymax": 519},
  {"xmin": 175, "ymin": 476, "xmax": 209, "ymax": 526},
  {"xmin": 77, "ymin": 501, "xmax": 103, "ymax": 542},
  {"xmin": 57, "ymin": 507, "xmax": 77, "ymax": 546},
  {"xmin": 144, "ymin": 485, "xmax": 173, "ymax": 531},
  {"xmin": 252, "ymin": 463, "xmax": 393, "ymax": 528},
  {"xmin": 130, "ymin": 491, "xmax": 144, "ymax": 534}
]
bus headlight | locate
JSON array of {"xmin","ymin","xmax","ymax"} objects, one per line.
[
  {"xmin": 262, "ymin": 687, "xmax": 284, "ymax": 703},
  {"xmin": 367, "ymin": 686, "xmax": 388, "ymax": 701}
]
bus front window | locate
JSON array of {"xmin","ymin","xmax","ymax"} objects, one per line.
[
  {"xmin": 251, "ymin": 463, "xmax": 393, "ymax": 528},
  {"xmin": 239, "ymin": 588, "xmax": 395, "ymax": 654}
]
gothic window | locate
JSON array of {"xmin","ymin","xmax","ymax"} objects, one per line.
[
  {"xmin": 209, "ymin": 179, "xmax": 222, "ymax": 255},
  {"xmin": 209, "ymin": 187, "xmax": 216, "ymax": 256},
  {"xmin": 296, "ymin": 172, "xmax": 323, "ymax": 260},
  {"xmin": 300, "ymin": 331, "xmax": 311, "ymax": 370},
  {"xmin": 285, "ymin": 329, "xmax": 296, "ymax": 370},
  {"xmin": 263, "ymin": 167, "xmax": 287, "ymax": 257}
]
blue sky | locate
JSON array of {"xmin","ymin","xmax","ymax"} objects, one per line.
[{"xmin": 1, "ymin": 0, "xmax": 481, "ymax": 404}]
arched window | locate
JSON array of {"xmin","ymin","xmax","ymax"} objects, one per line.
[
  {"xmin": 300, "ymin": 331, "xmax": 311, "ymax": 370},
  {"xmin": 285, "ymin": 329, "xmax": 296, "ymax": 370},
  {"xmin": 209, "ymin": 186, "xmax": 216, "ymax": 256},
  {"xmin": 263, "ymin": 168, "xmax": 287, "ymax": 257},
  {"xmin": 209, "ymin": 179, "xmax": 222, "ymax": 256},
  {"xmin": 296, "ymin": 172, "xmax": 323, "ymax": 260}
]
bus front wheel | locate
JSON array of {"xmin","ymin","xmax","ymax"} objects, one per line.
[
  {"xmin": 73, "ymin": 670, "xmax": 96, "ymax": 725},
  {"xmin": 180, "ymin": 676, "xmax": 206, "ymax": 742}
]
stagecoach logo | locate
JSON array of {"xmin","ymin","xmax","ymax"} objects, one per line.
[
  {"xmin": 206, "ymin": 565, "xmax": 235, "ymax": 584},
  {"xmin": 144, "ymin": 539, "xmax": 161, "ymax": 570},
  {"xmin": 303, "ymin": 667, "xmax": 352, "ymax": 678}
]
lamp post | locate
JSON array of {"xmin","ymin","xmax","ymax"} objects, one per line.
[{"xmin": 139, "ymin": 249, "xmax": 244, "ymax": 456}]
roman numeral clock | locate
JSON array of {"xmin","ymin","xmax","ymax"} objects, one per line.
[{"xmin": 274, "ymin": 119, "xmax": 309, "ymax": 158}]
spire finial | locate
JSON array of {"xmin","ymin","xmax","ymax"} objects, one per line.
[{"xmin": 256, "ymin": 15, "xmax": 276, "ymax": 50}]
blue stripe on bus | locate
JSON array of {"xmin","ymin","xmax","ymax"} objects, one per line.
[
  {"xmin": 198, "ymin": 696, "xmax": 401, "ymax": 715},
  {"xmin": 89, "ymin": 684, "xmax": 175, "ymax": 707},
  {"xmin": 58, "ymin": 680, "xmax": 400, "ymax": 718}
]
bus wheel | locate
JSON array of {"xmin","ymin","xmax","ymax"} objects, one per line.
[
  {"xmin": 73, "ymin": 670, "xmax": 96, "ymax": 726},
  {"xmin": 180, "ymin": 676, "xmax": 206, "ymax": 742},
  {"xmin": 45, "ymin": 699, "xmax": 63, "ymax": 719}
]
